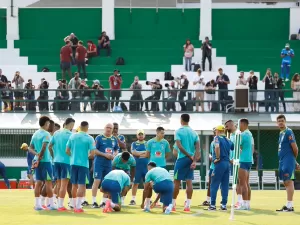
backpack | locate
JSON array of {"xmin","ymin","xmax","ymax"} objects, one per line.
[
  {"xmin": 113, "ymin": 106, "xmax": 123, "ymax": 112},
  {"xmin": 116, "ymin": 57, "xmax": 125, "ymax": 65},
  {"xmin": 164, "ymin": 72, "xmax": 174, "ymax": 81},
  {"xmin": 120, "ymin": 102, "xmax": 128, "ymax": 112}
]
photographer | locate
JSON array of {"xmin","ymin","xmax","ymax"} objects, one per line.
[
  {"xmin": 247, "ymin": 70, "xmax": 258, "ymax": 112},
  {"xmin": 54, "ymin": 79, "xmax": 69, "ymax": 111},
  {"xmin": 144, "ymin": 79, "xmax": 162, "ymax": 111},
  {"xmin": 164, "ymin": 81, "xmax": 177, "ymax": 111},
  {"xmin": 12, "ymin": 71, "xmax": 24, "ymax": 108},
  {"xmin": 236, "ymin": 71, "xmax": 247, "ymax": 86},
  {"xmin": 176, "ymin": 73, "xmax": 189, "ymax": 111},
  {"xmin": 24, "ymin": 79, "xmax": 36, "ymax": 111},
  {"xmin": 79, "ymin": 80, "xmax": 92, "ymax": 112},
  {"xmin": 193, "ymin": 69, "xmax": 205, "ymax": 112},
  {"xmin": 205, "ymin": 79, "xmax": 217, "ymax": 111},
  {"xmin": 37, "ymin": 78, "xmax": 49, "ymax": 111},
  {"xmin": 0, "ymin": 69, "xmax": 8, "ymax": 110},
  {"xmin": 92, "ymin": 80, "xmax": 108, "ymax": 111},
  {"xmin": 201, "ymin": 37, "xmax": 212, "ymax": 71},
  {"xmin": 109, "ymin": 69, "xmax": 122, "ymax": 110},
  {"xmin": 130, "ymin": 76, "xmax": 143, "ymax": 111},
  {"xmin": 216, "ymin": 68, "xmax": 230, "ymax": 111},
  {"xmin": 68, "ymin": 72, "xmax": 81, "ymax": 98},
  {"xmin": 2, "ymin": 81, "xmax": 14, "ymax": 111}
]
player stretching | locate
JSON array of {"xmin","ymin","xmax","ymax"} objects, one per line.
[
  {"xmin": 92, "ymin": 123, "xmax": 118, "ymax": 208},
  {"xmin": 112, "ymin": 151, "xmax": 136, "ymax": 205},
  {"xmin": 276, "ymin": 114, "xmax": 299, "ymax": 212},
  {"xmin": 236, "ymin": 119, "xmax": 253, "ymax": 210},
  {"xmin": 207, "ymin": 125, "xmax": 233, "ymax": 211},
  {"xmin": 201, "ymin": 127, "xmax": 216, "ymax": 206},
  {"xmin": 49, "ymin": 118, "xmax": 75, "ymax": 211},
  {"xmin": 100, "ymin": 170, "xmax": 131, "ymax": 213},
  {"xmin": 172, "ymin": 114, "xmax": 200, "ymax": 212},
  {"xmin": 142, "ymin": 162, "xmax": 174, "ymax": 214},
  {"xmin": 20, "ymin": 143, "xmax": 35, "ymax": 189},
  {"xmin": 129, "ymin": 129, "xmax": 148, "ymax": 205},
  {"xmin": 30, "ymin": 116, "xmax": 56, "ymax": 210},
  {"xmin": 66, "ymin": 121, "xmax": 100, "ymax": 213}
]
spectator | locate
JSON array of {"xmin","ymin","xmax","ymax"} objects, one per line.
[
  {"xmin": 37, "ymin": 78, "xmax": 49, "ymax": 111},
  {"xmin": 236, "ymin": 71, "xmax": 247, "ymax": 86},
  {"xmin": 262, "ymin": 68, "xmax": 274, "ymax": 112},
  {"xmin": 0, "ymin": 69, "xmax": 8, "ymax": 111},
  {"xmin": 176, "ymin": 73, "xmax": 189, "ymax": 111},
  {"xmin": 68, "ymin": 72, "xmax": 81, "ymax": 98},
  {"xmin": 64, "ymin": 33, "xmax": 79, "ymax": 60},
  {"xmin": 54, "ymin": 79, "xmax": 69, "ymax": 111},
  {"xmin": 273, "ymin": 72, "xmax": 286, "ymax": 113},
  {"xmin": 201, "ymin": 37, "xmax": 212, "ymax": 71},
  {"xmin": 183, "ymin": 39, "xmax": 194, "ymax": 72},
  {"xmin": 144, "ymin": 79, "xmax": 162, "ymax": 111},
  {"xmin": 205, "ymin": 79, "xmax": 217, "ymax": 111},
  {"xmin": 97, "ymin": 31, "xmax": 111, "ymax": 57},
  {"xmin": 87, "ymin": 41, "xmax": 97, "ymax": 58},
  {"xmin": 291, "ymin": 73, "xmax": 300, "ymax": 112},
  {"xmin": 109, "ymin": 70, "xmax": 122, "ymax": 110},
  {"xmin": 216, "ymin": 68, "xmax": 230, "ymax": 111},
  {"xmin": 24, "ymin": 79, "xmax": 36, "ymax": 111},
  {"xmin": 193, "ymin": 69, "xmax": 205, "ymax": 112},
  {"xmin": 130, "ymin": 76, "xmax": 143, "ymax": 111},
  {"xmin": 247, "ymin": 70, "xmax": 258, "ymax": 112},
  {"xmin": 165, "ymin": 81, "xmax": 177, "ymax": 111},
  {"xmin": 12, "ymin": 71, "xmax": 24, "ymax": 108},
  {"xmin": 92, "ymin": 80, "xmax": 108, "ymax": 111},
  {"xmin": 280, "ymin": 43, "xmax": 294, "ymax": 81},
  {"xmin": 60, "ymin": 41, "xmax": 72, "ymax": 79},
  {"xmin": 79, "ymin": 80, "xmax": 92, "ymax": 112},
  {"xmin": 2, "ymin": 81, "xmax": 14, "ymax": 111},
  {"xmin": 76, "ymin": 41, "xmax": 87, "ymax": 81}
]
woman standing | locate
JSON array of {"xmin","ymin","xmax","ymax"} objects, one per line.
[
  {"xmin": 291, "ymin": 73, "xmax": 300, "ymax": 111},
  {"xmin": 183, "ymin": 39, "xmax": 194, "ymax": 72}
]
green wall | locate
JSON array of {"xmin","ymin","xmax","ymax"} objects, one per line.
[
  {"xmin": 19, "ymin": 8, "xmax": 102, "ymax": 39},
  {"xmin": 115, "ymin": 8, "xmax": 200, "ymax": 39},
  {"xmin": 0, "ymin": 9, "xmax": 6, "ymax": 40},
  {"xmin": 212, "ymin": 9, "xmax": 290, "ymax": 40}
]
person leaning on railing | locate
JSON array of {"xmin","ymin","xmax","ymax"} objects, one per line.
[
  {"xmin": 247, "ymin": 70, "xmax": 258, "ymax": 112},
  {"xmin": 92, "ymin": 80, "xmax": 108, "ymax": 111},
  {"xmin": 79, "ymin": 80, "xmax": 92, "ymax": 112},
  {"xmin": 37, "ymin": 78, "xmax": 49, "ymax": 111},
  {"xmin": 1, "ymin": 81, "xmax": 14, "ymax": 112},
  {"xmin": 130, "ymin": 76, "xmax": 143, "ymax": 111},
  {"xmin": 291, "ymin": 73, "xmax": 300, "ymax": 112},
  {"xmin": 24, "ymin": 79, "xmax": 36, "ymax": 111},
  {"xmin": 273, "ymin": 72, "xmax": 286, "ymax": 113}
]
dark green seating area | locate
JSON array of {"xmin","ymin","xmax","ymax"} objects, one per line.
[{"xmin": 0, "ymin": 8, "xmax": 7, "ymax": 46}]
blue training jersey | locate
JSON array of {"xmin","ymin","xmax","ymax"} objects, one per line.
[
  {"xmin": 116, "ymin": 134, "xmax": 126, "ymax": 152},
  {"xmin": 146, "ymin": 138, "xmax": 171, "ymax": 167},
  {"xmin": 281, "ymin": 48, "xmax": 294, "ymax": 63},
  {"xmin": 210, "ymin": 140, "xmax": 215, "ymax": 170},
  {"xmin": 212, "ymin": 134, "xmax": 234, "ymax": 162},
  {"xmin": 131, "ymin": 141, "xmax": 148, "ymax": 166},
  {"xmin": 50, "ymin": 129, "xmax": 72, "ymax": 165},
  {"xmin": 240, "ymin": 129, "xmax": 253, "ymax": 163},
  {"xmin": 94, "ymin": 134, "xmax": 119, "ymax": 167},
  {"xmin": 27, "ymin": 151, "xmax": 35, "ymax": 166},
  {"xmin": 174, "ymin": 126, "xmax": 199, "ymax": 159},
  {"xmin": 278, "ymin": 127, "xmax": 296, "ymax": 161},
  {"xmin": 30, "ymin": 129, "xmax": 52, "ymax": 163}
]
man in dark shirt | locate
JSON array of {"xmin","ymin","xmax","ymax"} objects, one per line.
[
  {"xmin": 262, "ymin": 69, "xmax": 275, "ymax": 112},
  {"xmin": 0, "ymin": 69, "xmax": 8, "ymax": 110},
  {"xmin": 216, "ymin": 68, "xmax": 230, "ymax": 111},
  {"xmin": 201, "ymin": 37, "xmax": 212, "ymax": 71},
  {"xmin": 144, "ymin": 79, "xmax": 162, "ymax": 111},
  {"xmin": 98, "ymin": 31, "xmax": 111, "ymax": 57},
  {"xmin": 76, "ymin": 41, "xmax": 87, "ymax": 80},
  {"xmin": 273, "ymin": 72, "xmax": 286, "ymax": 113},
  {"xmin": 247, "ymin": 70, "xmax": 258, "ymax": 112},
  {"xmin": 177, "ymin": 74, "xmax": 189, "ymax": 111},
  {"xmin": 205, "ymin": 79, "xmax": 217, "ymax": 111},
  {"xmin": 60, "ymin": 41, "xmax": 72, "ymax": 79}
]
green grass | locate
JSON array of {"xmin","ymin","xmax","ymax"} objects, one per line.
[{"xmin": 0, "ymin": 190, "xmax": 300, "ymax": 225}]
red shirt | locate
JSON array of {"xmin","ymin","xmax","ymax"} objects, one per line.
[
  {"xmin": 76, "ymin": 46, "xmax": 87, "ymax": 62},
  {"xmin": 109, "ymin": 75, "xmax": 122, "ymax": 90},
  {"xmin": 60, "ymin": 45, "xmax": 72, "ymax": 62},
  {"xmin": 88, "ymin": 44, "xmax": 97, "ymax": 53}
]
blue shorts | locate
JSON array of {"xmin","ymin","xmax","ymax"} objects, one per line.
[
  {"xmin": 55, "ymin": 162, "xmax": 71, "ymax": 180},
  {"xmin": 153, "ymin": 180, "xmax": 174, "ymax": 206},
  {"xmin": 279, "ymin": 160, "xmax": 295, "ymax": 181},
  {"xmin": 134, "ymin": 164, "xmax": 148, "ymax": 184},
  {"xmin": 101, "ymin": 179, "xmax": 121, "ymax": 204},
  {"xmin": 27, "ymin": 164, "xmax": 32, "ymax": 175},
  {"xmin": 240, "ymin": 162, "xmax": 252, "ymax": 172},
  {"xmin": 174, "ymin": 157, "xmax": 193, "ymax": 181},
  {"xmin": 35, "ymin": 162, "xmax": 53, "ymax": 182},
  {"xmin": 70, "ymin": 165, "xmax": 89, "ymax": 185},
  {"xmin": 93, "ymin": 164, "xmax": 112, "ymax": 180},
  {"xmin": 209, "ymin": 168, "xmax": 214, "ymax": 178}
]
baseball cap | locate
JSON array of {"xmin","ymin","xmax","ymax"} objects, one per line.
[
  {"xmin": 285, "ymin": 43, "xmax": 290, "ymax": 48},
  {"xmin": 215, "ymin": 125, "xmax": 225, "ymax": 131},
  {"xmin": 20, "ymin": 143, "xmax": 28, "ymax": 149},
  {"xmin": 137, "ymin": 129, "xmax": 145, "ymax": 135}
]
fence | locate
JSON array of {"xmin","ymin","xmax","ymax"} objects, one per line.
[
  {"xmin": 1, "ymin": 125, "xmax": 299, "ymax": 170},
  {"xmin": 1, "ymin": 88, "xmax": 300, "ymax": 113}
]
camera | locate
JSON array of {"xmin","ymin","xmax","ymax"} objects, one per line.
[
  {"xmin": 210, "ymin": 79, "xmax": 215, "ymax": 84},
  {"xmin": 41, "ymin": 80, "xmax": 49, "ymax": 89},
  {"xmin": 146, "ymin": 81, "xmax": 156, "ymax": 85},
  {"xmin": 93, "ymin": 84, "xmax": 99, "ymax": 89}
]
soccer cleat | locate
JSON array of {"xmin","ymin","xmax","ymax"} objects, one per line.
[
  {"xmin": 58, "ymin": 207, "xmax": 68, "ymax": 211},
  {"xmin": 129, "ymin": 200, "xmax": 136, "ymax": 206},
  {"xmin": 74, "ymin": 208, "xmax": 84, "ymax": 213},
  {"xmin": 47, "ymin": 206, "xmax": 57, "ymax": 210},
  {"xmin": 207, "ymin": 205, "xmax": 216, "ymax": 211},
  {"xmin": 103, "ymin": 200, "xmax": 113, "ymax": 213},
  {"xmin": 143, "ymin": 207, "xmax": 151, "ymax": 212},
  {"xmin": 235, "ymin": 205, "xmax": 249, "ymax": 210},
  {"xmin": 42, "ymin": 205, "xmax": 47, "ymax": 210},
  {"xmin": 99, "ymin": 202, "xmax": 106, "ymax": 208},
  {"xmin": 91, "ymin": 202, "xmax": 100, "ymax": 208},
  {"xmin": 285, "ymin": 78, "xmax": 289, "ymax": 82},
  {"xmin": 172, "ymin": 206, "xmax": 176, "ymax": 212},
  {"xmin": 81, "ymin": 201, "xmax": 89, "ymax": 206},
  {"xmin": 164, "ymin": 207, "xmax": 172, "ymax": 215},
  {"xmin": 220, "ymin": 205, "xmax": 227, "ymax": 211},
  {"xmin": 276, "ymin": 206, "xmax": 294, "ymax": 212},
  {"xmin": 201, "ymin": 200, "xmax": 210, "ymax": 206},
  {"xmin": 183, "ymin": 207, "xmax": 191, "ymax": 212},
  {"xmin": 34, "ymin": 206, "xmax": 43, "ymax": 211},
  {"xmin": 234, "ymin": 202, "xmax": 241, "ymax": 208}
]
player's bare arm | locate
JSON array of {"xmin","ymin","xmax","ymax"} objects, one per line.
[
  {"xmin": 38, "ymin": 142, "xmax": 48, "ymax": 161},
  {"xmin": 130, "ymin": 167, "xmax": 136, "ymax": 182},
  {"xmin": 48, "ymin": 143, "xmax": 54, "ymax": 158},
  {"xmin": 176, "ymin": 140, "xmax": 193, "ymax": 161},
  {"xmin": 290, "ymin": 142, "xmax": 298, "ymax": 158},
  {"xmin": 29, "ymin": 144, "xmax": 38, "ymax": 156},
  {"xmin": 214, "ymin": 143, "xmax": 220, "ymax": 163},
  {"xmin": 66, "ymin": 147, "xmax": 71, "ymax": 156},
  {"xmin": 194, "ymin": 140, "xmax": 201, "ymax": 161}
]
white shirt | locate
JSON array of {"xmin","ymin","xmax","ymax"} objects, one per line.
[{"xmin": 193, "ymin": 75, "xmax": 205, "ymax": 90}]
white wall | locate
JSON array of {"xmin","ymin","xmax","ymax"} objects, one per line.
[
  {"xmin": 290, "ymin": 7, "xmax": 300, "ymax": 38},
  {"xmin": 200, "ymin": 0, "xmax": 212, "ymax": 40},
  {"xmin": 102, "ymin": 0, "xmax": 115, "ymax": 40}
]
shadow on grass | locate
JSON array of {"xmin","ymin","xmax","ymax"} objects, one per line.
[
  {"xmin": 233, "ymin": 207, "xmax": 277, "ymax": 216},
  {"xmin": 36, "ymin": 210, "xmax": 103, "ymax": 219}
]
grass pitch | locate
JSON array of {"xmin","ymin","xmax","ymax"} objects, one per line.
[{"xmin": 1, "ymin": 190, "xmax": 300, "ymax": 225}]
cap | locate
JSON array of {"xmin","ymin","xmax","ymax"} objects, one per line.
[
  {"xmin": 182, "ymin": 72, "xmax": 187, "ymax": 76},
  {"xmin": 215, "ymin": 125, "xmax": 225, "ymax": 131},
  {"xmin": 137, "ymin": 129, "xmax": 145, "ymax": 135},
  {"xmin": 114, "ymin": 69, "xmax": 119, "ymax": 72},
  {"xmin": 285, "ymin": 43, "xmax": 290, "ymax": 47},
  {"xmin": 20, "ymin": 143, "xmax": 28, "ymax": 149},
  {"xmin": 155, "ymin": 79, "xmax": 160, "ymax": 82},
  {"xmin": 249, "ymin": 70, "xmax": 254, "ymax": 73}
]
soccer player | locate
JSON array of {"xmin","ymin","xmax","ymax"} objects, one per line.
[
  {"xmin": 142, "ymin": 162, "xmax": 174, "ymax": 214},
  {"xmin": 29, "ymin": 116, "xmax": 56, "ymax": 210},
  {"xmin": 20, "ymin": 143, "xmax": 35, "ymax": 189},
  {"xmin": 66, "ymin": 121, "xmax": 101, "ymax": 213},
  {"xmin": 54, "ymin": 123, "xmax": 61, "ymax": 132},
  {"xmin": 0, "ymin": 161, "xmax": 10, "ymax": 189},
  {"xmin": 113, "ymin": 122, "xmax": 126, "ymax": 152},
  {"xmin": 172, "ymin": 114, "xmax": 200, "ymax": 212},
  {"xmin": 100, "ymin": 170, "xmax": 131, "ymax": 213},
  {"xmin": 276, "ymin": 114, "xmax": 299, "ymax": 212},
  {"xmin": 280, "ymin": 43, "xmax": 294, "ymax": 81},
  {"xmin": 129, "ymin": 129, "xmax": 148, "ymax": 205},
  {"xmin": 207, "ymin": 125, "xmax": 234, "ymax": 211},
  {"xmin": 236, "ymin": 118, "xmax": 253, "ymax": 210},
  {"xmin": 112, "ymin": 151, "xmax": 136, "ymax": 205},
  {"xmin": 91, "ymin": 123, "xmax": 119, "ymax": 208},
  {"xmin": 49, "ymin": 118, "xmax": 75, "ymax": 211},
  {"xmin": 201, "ymin": 127, "xmax": 216, "ymax": 206}
]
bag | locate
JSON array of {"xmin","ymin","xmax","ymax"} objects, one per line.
[
  {"xmin": 290, "ymin": 34, "xmax": 297, "ymax": 40},
  {"xmin": 120, "ymin": 102, "xmax": 128, "ymax": 112},
  {"xmin": 69, "ymin": 98, "xmax": 80, "ymax": 111},
  {"xmin": 129, "ymin": 95, "xmax": 139, "ymax": 111},
  {"xmin": 164, "ymin": 72, "xmax": 173, "ymax": 81},
  {"xmin": 193, "ymin": 63, "xmax": 201, "ymax": 72},
  {"xmin": 113, "ymin": 106, "xmax": 123, "ymax": 112},
  {"xmin": 116, "ymin": 57, "xmax": 125, "ymax": 65},
  {"xmin": 211, "ymin": 102, "xmax": 219, "ymax": 111},
  {"xmin": 41, "ymin": 67, "xmax": 50, "ymax": 72},
  {"xmin": 186, "ymin": 92, "xmax": 194, "ymax": 111},
  {"xmin": 14, "ymin": 106, "xmax": 24, "ymax": 111}
]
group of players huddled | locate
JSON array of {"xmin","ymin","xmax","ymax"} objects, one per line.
[{"xmin": 21, "ymin": 113, "xmax": 298, "ymax": 214}]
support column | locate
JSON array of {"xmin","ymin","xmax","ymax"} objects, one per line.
[
  {"xmin": 200, "ymin": 0, "xmax": 212, "ymax": 40},
  {"xmin": 290, "ymin": 7, "xmax": 300, "ymax": 39},
  {"xmin": 102, "ymin": 0, "xmax": 115, "ymax": 40}
]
